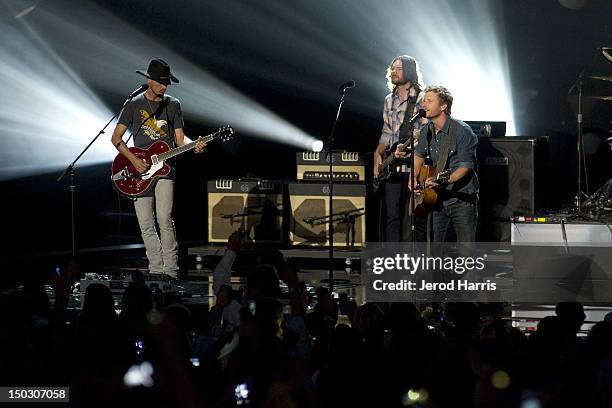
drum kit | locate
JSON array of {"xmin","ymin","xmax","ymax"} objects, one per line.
[
  {"xmin": 580, "ymin": 47, "xmax": 612, "ymax": 219},
  {"xmin": 581, "ymin": 178, "xmax": 612, "ymax": 219}
]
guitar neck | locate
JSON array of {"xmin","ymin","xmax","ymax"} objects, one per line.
[
  {"xmin": 381, "ymin": 153, "xmax": 395, "ymax": 169},
  {"xmin": 157, "ymin": 134, "xmax": 215, "ymax": 161},
  {"xmin": 381, "ymin": 141, "xmax": 413, "ymax": 169}
]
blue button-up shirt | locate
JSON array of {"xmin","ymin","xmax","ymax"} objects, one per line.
[{"xmin": 414, "ymin": 117, "xmax": 479, "ymax": 206}]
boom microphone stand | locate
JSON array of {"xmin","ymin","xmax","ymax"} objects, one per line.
[
  {"xmin": 57, "ymin": 84, "xmax": 147, "ymax": 261},
  {"xmin": 327, "ymin": 80, "xmax": 354, "ymax": 293},
  {"xmin": 567, "ymin": 47, "xmax": 610, "ymax": 217}
]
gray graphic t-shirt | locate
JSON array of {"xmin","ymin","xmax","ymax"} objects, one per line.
[{"xmin": 118, "ymin": 94, "xmax": 184, "ymax": 149}]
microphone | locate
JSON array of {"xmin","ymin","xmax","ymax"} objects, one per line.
[
  {"xmin": 338, "ymin": 80, "xmax": 355, "ymax": 92},
  {"xmin": 408, "ymin": 108, "xmax": 426, "ymax": 123},
  {"xmin": 128, "ymin": 84, "xmax": 149, "ymax": 98}
]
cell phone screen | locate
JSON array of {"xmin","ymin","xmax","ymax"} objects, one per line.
[{"xmin": 235, "ymin": 382, "xmax": 250, "ymax": 405}]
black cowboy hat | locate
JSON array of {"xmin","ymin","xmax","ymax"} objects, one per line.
[{"xmin": 136, "ymin": 58, "xmax": 179, "ymax": 85}]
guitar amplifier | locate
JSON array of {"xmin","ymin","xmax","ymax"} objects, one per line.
[
  {"xmin": 207, "ymin": 179, "xmax": 285, "ymax": 244},
  {"xmin": 477, "ymin": 136, "xmax": 550, "ymax": 242},
  {"xmin": 296, "ymin": 151, "xmax": 365, "ymax": 182},
  {"xmin": 288, "ymin": 182, "xmax": 366, "ymax": 247}
]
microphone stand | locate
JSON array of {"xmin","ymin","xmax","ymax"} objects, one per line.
[
  {"xmin": 56, "ymin": 91, "xmax": 139, "ymax": 262},
  {"xmin": 327, "ymin": 83, "xmax": 352, "ymax": 293},
  {"xmin": 408, "ymin": 121, "xmax": 419, "ymax": 304},
  {"xmin": 567, "ymin": 48, "xmax": 603, "ymax": 220},
  {"xmin": 576, "ymin": 71, "xmax": 586, "ymax": 213}
]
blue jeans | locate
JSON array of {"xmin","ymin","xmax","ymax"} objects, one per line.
[
  {"xmin": 432, "ymin": 200, "xmax": 479, "ymax": 295},
  {"xmin": 383, "ymin": 177, "xmax": 407, "ymax": 242},
  {"xmin": 383, "ymin": 174, "xmax": 427, "ymax": 242},
  {"xmin": 433, "ymin": 200, "xmax": 478, "ymax": 243}
]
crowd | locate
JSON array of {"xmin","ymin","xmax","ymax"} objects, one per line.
[{"xmin": 1, "ymin": 232, "xmax": 612, "ymax": 407}]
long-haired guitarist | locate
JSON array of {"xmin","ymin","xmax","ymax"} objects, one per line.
[
  {"xmin": 111, "ymin": 58, "xmax": 206, "ymax": 278},
  {"xmin": 412, "ymin": 86, "xmax": 479, "ymax": 243},
  {"xmin": 373, "ymin": 55, "xmax": 427, "ymax": 242}
]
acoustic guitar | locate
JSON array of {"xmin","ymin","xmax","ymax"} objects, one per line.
[{"xmin": 411, "ymin": 164, "xmax": 451, "ymax": 218}]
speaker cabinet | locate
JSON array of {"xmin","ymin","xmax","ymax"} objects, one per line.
[
  {"xmin": 288, "ymin": 183, "xmax": 366, "ymax": 247},
  {"xmin": 207, "ymin": 180, "xmax": 284, "ymax": 244},
  {"xmin": 477, "ymin": 136, "xmax": 550, "ymax": 241}
]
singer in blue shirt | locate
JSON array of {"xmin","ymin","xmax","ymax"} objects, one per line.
[{"xmin": 412, "ymin": 85, "xmax": 479, "ymax": 243}]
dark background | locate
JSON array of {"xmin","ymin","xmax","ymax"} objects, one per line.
[{"xmin": 2, "ymin": 0, "xmax": 612, "ymax": 261}]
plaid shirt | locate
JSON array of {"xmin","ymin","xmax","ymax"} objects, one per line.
[{"xmin": 378, "ymin": 87, "xmax": 424, "ymax": 148}]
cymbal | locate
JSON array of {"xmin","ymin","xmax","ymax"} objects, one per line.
[{"xmin": 589, "ymin": 75, "xmax": 612, "ymax": 82}]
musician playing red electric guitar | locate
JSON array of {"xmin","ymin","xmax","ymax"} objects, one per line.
[{"xmin": 111, "ymin": 58, "xmax": 206, "ymax": 278}]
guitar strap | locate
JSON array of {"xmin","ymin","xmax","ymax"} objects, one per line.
[
  {"xmin": 398, "ymin": 94, "xmax": 418, "ymax": 143},
  {"xmin": 410, "ymin": 119, "xmax": 461, "ymax": 215},
  {"xmin": 160, "ymin": 97, "xmax": 179, "ymax": 174},
  {"xmin": 435, "ymin": 118, "xmax": 459, "ymax": 174},
  {"xmin": 161, "ymin": 97, "xmax": 177, "ymax": 149}
]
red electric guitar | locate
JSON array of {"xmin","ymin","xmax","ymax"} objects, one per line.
[{"xmin": 111, "ymin": 126, "xmax": 234, "ymax": 197}]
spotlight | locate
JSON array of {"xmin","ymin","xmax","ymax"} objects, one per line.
[
  {"xmin": 0, "ymin": 4, "xmax": 115, "ymax": 181},
  {"xmin": 312, "ymin": 140, "xmax": 324, "ymax": 152},
  {"xmin": 361, "ymin": 1, "xmax": 517, "ymax": 134}
]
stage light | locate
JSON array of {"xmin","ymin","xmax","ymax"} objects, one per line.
[
  {"xmin": 365, "ymin": 0, "xmax": 517, "ymax": 135},
  {"xmin": 312, "ymin": 140, "xmax": 324, "ymax": 152},
  {"xmin": 0, "ymin": 5, "xmax": 115, "ymax": 181},
  {"xmin": 20, "ymin": 1, "xmax": 319, "ymax": 148}
]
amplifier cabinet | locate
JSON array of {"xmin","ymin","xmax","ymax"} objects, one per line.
[
  {"xmin": 207, "ymin": 180, "xmax": 284, "ymax": 244},
  {"xmin": 288, "ymin": 183, "xmax": 366, "ymax": 247}
]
